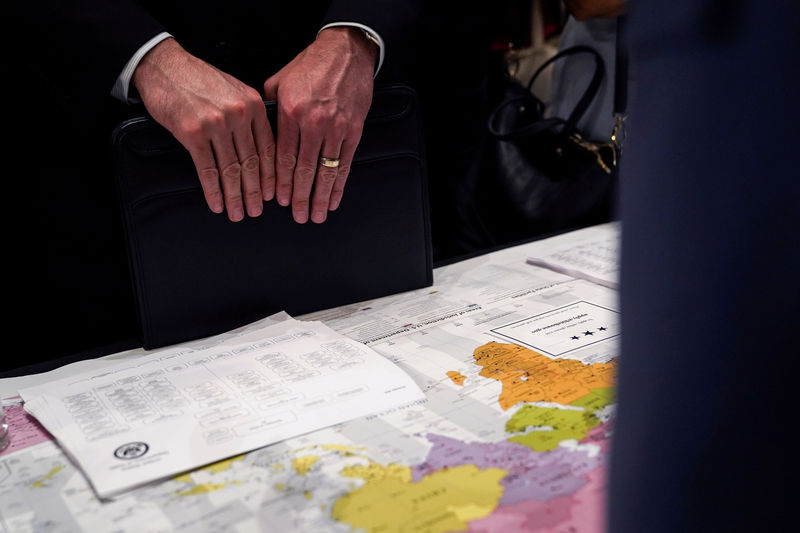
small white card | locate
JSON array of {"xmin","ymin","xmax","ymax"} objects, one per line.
[{"xmin": 490, "ymin": 301, "xmax": 619, "ymax": 357}]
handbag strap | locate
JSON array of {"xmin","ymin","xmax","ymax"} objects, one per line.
[
  {"xmin": 611, "ymin": 15, "xmax": 628, "ymax": 149},
  {"xmin": 527, "ymin": 45, "xmax": 605, "ymax": 135},
  {"xmin": 487, "ymin": 95, "xmax": 565, "ymax": 140}
]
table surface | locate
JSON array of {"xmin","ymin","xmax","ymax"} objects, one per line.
[{"xmin": 0, "ymin": 223, "xmax": 619, "ymax": 533}]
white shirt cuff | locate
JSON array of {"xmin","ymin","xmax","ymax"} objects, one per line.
[
  {"xmin": 111, "ymin": 32, "xmax": 173, "ymax": 103},
  {"xmin": 319, "ymin": 22, "xmax": 385, "ymax": 76}
]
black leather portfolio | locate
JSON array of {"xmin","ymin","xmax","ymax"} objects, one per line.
[{"xmin": 112, "ymin": 84, "xmax": 432, "ymax": 349}]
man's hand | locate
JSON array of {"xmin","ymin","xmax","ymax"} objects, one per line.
[
  {"xmin": 263, "ymin": 27, "xmax": 377, "ymax": 224},
  {"xmin": 133, "ymin": 38, "xmax": 275, "ymax": 222}
]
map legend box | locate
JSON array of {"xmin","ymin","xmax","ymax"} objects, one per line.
[{"xmin": 490, "ymin": 301, "xmax": 619, "ymax": 357}]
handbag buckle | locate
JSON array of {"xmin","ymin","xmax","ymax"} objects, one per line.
[
  {"xmin": 570, "ymin": 134, "xmax": 617, "ymax": 175},
  {"xmin": 611, "ymin": 114, "xmax": 627, "ymax": 152}
]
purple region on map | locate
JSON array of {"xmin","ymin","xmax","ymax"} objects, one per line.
[{"xmin": 411, "ymin": 431, "xmax": 606, "ymax": 504}]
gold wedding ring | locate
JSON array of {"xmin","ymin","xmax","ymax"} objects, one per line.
[{"xmin": 319, "ymin": 157, "xmax": 341, "ymax": 168}]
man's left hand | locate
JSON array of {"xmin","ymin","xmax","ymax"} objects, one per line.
[{"xmin": 263, "ymin": 27, "xmax": 377, "ymax": 224}]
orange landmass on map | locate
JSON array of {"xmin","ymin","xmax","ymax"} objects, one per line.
[
  {"xmin": 473, "ymin": 342, "xmax": 615, "ymax": 410},
  {"xmin": 446, "ymin": 371, "xmax": 467, "ymax": 386}
]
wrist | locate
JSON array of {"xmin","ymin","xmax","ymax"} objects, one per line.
[
  {"xmin": 132, "ymin": 37, "xmax": 183, "ymax": 95},
  {"xmin": 316, "ymin": 27, "xmax": 379, "ymax": 71}
]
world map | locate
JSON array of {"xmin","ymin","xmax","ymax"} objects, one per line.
[
  {"xmin": 1, "ymin": 337, "xmax": 615, "ymax": 533},
  {"xmin": 2, "ymin": 229, "xmax": 623, "ymax": 532}
]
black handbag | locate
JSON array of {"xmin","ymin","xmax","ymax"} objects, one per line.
[
  {"xmin": 486, "ymin": 44, "xmax": 620, "ymax": 230},
  {"xmin": 112, "ymin": 84, "xmax": 432, "ymax": 349}
]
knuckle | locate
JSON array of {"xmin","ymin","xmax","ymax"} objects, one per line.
[
  {"xmin": 198, "ymin": 167, "xmax": 219, "ymax": 181},
  {"xmin": 242, "ymin": 154, "xmax": 260, "ymax": 172},
  {"xmin": 225, "ymin": 99, "xmax": 248, "ymax": 118},
  {"xmin": 295, "ymin": 165, "xmax": 316, "ymax": 183},
  {"xmin": 261, "ymin": 143, "xmax": 276, "ymax": 160},
  {"xmin": 221, "ymin": 162, "xmax": 242, "ymax": 180},
  {"xmin": 224, "ymin": 186, "xmax": 243, "ymax": 202},
  {"xmin": 180, "ymin": 119, "xmax": 204, "ymax": 139},
  {"xmin": 282, "ymin": 99, "xmax": 303, "ymax": 120},
  {"xmin": 206, "ymin": 188, "xmax": 223, "ymax": 203},
  {"xmin": 333, "ymin": 115, "xmax": 349, "ymax": 133},
  {"xmin": 277, "ymin": 153, "xmax": 297, "ymax": 169},
  {"xmin": 246, "ymin": 87, "xmax": 262, "ymax": 104},
  {"xmin": 202, "ymin": 110, "xmax": 226, "ymax": 130},
  {"xmin": 348, "ymin": 124, "xmax": 363, "ymax": 139},
  {"xmin": 244, "ymin": 189, "xmax": 262, "ymax": 202},
  {"xmin": 317, "ymin": 168, "xmax": 337, "ymax": 185}
]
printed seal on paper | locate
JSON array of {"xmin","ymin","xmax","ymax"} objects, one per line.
[{"xmin": 114, "ymin": 442, "xmax": 150, "ymax": 460}]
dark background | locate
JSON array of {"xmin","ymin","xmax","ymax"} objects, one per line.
[{"xmin": 4, "ymin": 1, "xmax": 573, "ymax": 373}]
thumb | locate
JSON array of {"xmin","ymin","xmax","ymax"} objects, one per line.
[{"xmin": 263, "ymin": 73, "xmax": 280, "ymax": 101}]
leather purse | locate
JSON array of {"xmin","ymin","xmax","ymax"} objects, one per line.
[
  {"xmin": 486, "ymin": 45, "xmax": 619, "ymax": 231},
  {"xmin": 112, "ymin": 84, "xmax": 432, "ymax": 349}
]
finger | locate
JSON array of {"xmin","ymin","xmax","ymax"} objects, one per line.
[
  {"xmin": 252, "ymin": 106, "xmax": 276, "ymax": 202},
  {"xmin": 329, "ymin": 133, "xmax": 361, "ymax": 211},
  {"xmin": 186, "ymin": 141, "xmax": 225, "ymax": 214},
  {"xmin": 233, "ymin": 127, "xmax": 263, "ymax": 218},
  {"xmin": 292, "ymin": 128, "xmax": 324, "ymax": 224},
  {"xmin": 310, "ymin": 139, "xmax": 343, "ymax": 224},
  {"xmin": 263, "ymin": 73, "xmax": 280, "ymax": 101},
  {"xmin": 211, "ymin": 134, "xmax": 245, "ymax": 222},
  {"xmin": 275, "ymin": 106, "xmax": 300, "ymax": 207}
]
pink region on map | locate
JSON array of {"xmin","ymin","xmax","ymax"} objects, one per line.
[
  {"xmin": 468, "ymin": 467, "xmax": 606, "ymax": 533},
  {"xmin": 580, "ymin": 420, "xmax": 613, "ymax": 454},
  {"xmin": 411, "ymin": 433, "xmax": 605, "ymax": 504},
  {"xmin": 0, "ymin": 402, "xmax": 53, "ymax": 456},
  {"xmin": 468, "ymin": 495, "xmax": 573, "ymax": 532},
  {"xmin": 550, "ymin": 466, "xmax": 606, "ymax": 533}
]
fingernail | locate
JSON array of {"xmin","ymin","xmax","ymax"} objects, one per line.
[
  {"xmin": 232, "ymin": 207, "xmax": 244, "ymax": 221},
  {"xmin": 278, "ymin": 196, "xmax": 289, "ymax": 207},
  {"xmin": 248, "ymin": 205, "xmax": 263, "ymax": 217},
  {"xmin": 311, "ymin": 210, "xmax": 326, "ymax": 223},
  {"xmin": 294, "ymin": 211, "xmax": 308, "ymax": 224}
]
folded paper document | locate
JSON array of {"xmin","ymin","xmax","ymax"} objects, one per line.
[
  {"xmin": 20, "ymin": 317, "xmax": 425, "ymax": 499},
  {"xmin": 526, "ymin": 222, "xmax": 620, "ymax": 288}
]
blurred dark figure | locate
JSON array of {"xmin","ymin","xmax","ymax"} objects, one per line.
[{"xmin": 610, "ymin": 1, "xmax": 799, "ymax": 532}]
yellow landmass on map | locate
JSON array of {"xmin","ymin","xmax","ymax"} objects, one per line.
[
  {"xmin": 446, "ymin": 371, "xmax": 467, "ymax": 386},
  {"xmin": 321, "ymin": 444, "xmax": 366, "ymax": 457},
  {"xmin": 473, "ymin": 342, "xmax": 615, "ymax": 409},
  {"xmin": 31, "ymin": 465, "xmax": 65, "ymax": 488},
  {"xmin": 172, "ymin": 454, "xmax": 246, "ymax": 495},
  {"xmin": 293, "ymin": 455, "xmax": 321, "ymax": 476},
  {"xmin": 340, "ymin": 461, "xmax": 411, "ymax": 484},
  {"xmin": 505, "ymin": 387, "xmax": 617, "ymax": 451},
  {"xmin": 506, "ymin": 405, "xmax": 602, "ymax": 451},
  {"xmin": 321, "ymin": 444, "xmax": 366, "ymax": 453},
  {"xmin": 332, "ymin": 463, "xmax": 507, "ymax": 533},
  {"xmin": 175, "ymin": 482, "xmax": 229, "ymax": 496}
]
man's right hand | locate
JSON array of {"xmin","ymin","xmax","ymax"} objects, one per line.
[{"xmin": 133, "ymin": 37, "xmax": 275, "ymax": 222}]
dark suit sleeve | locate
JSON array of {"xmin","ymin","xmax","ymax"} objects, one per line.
[
  {"xmin": 322, "ymin": 0, "xmax": 422, "ymax": 57},
  {"xmin": 15, "ymin": 1, "xmax": 166, "ymax": 104}
]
